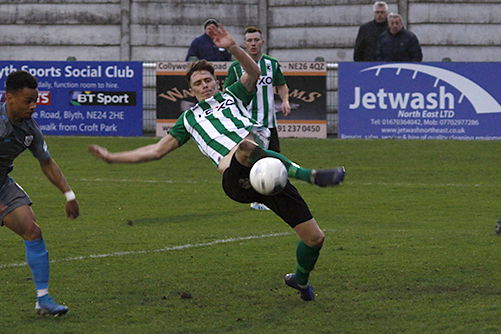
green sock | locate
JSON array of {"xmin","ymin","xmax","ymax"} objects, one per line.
[
  {"xmin": 295, "ymin": 240, "xmax": 321, "ymax": 285},
  {"xmin": 249, "ymin": 147, "xmax": 313, "ymax": 183}
]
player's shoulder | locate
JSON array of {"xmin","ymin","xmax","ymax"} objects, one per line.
[
  {"xmin": 360, "ymin": 20, "xmax": 375, "ymax": 29},
  {"xmin": 261, "ymin": 54, "xmax": 280, "ymax": 63},
  {"xmin": 228, "ymin": 60, "xmax": 241, "ymax": 68},
  {"xmin": 23, "ymin": 118, "xmax": 42, "ymax": 133}
]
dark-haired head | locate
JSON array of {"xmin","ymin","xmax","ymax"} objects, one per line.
[
  {"xmin": 186, "ymin": 60, "xmax": 215, "ymax": 85},
  {"xmin": 5, "ymin": 70, "xmax": 38, "ymax": 93}
]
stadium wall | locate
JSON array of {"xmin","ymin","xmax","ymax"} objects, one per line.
[
  {"xmin": 1, "ymin": 0, "xmax": 500, "ymax": 134},
  {"xmin": 0, "ymin": 0, "xmax": 499, "ymax": 62}
]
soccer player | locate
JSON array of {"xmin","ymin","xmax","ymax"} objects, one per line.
[
  {"xmin": 88, "ymin": 24, "xmax": 345, "ymax": 301},
  {"xmin": 0, "ymin": 70, "xmax": 79, "ymax": 316},
  {"xmin": 224, "ymin": 26, "xmax": 290, "ymax": 211}
]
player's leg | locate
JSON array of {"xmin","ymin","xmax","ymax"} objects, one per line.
[
  {"xmin": 289, "ymin": 218, "xmax": 324, "ymax": 288},
  {"xmin": 4, "ymin": 207, "xmax": 69, "ymax": 316},
  {"xmin": 1, "ymin": 180, "xmax": 68, "ymax": 316},
  {"xmin": 282, "ymin": 219, "xmax": 323, "ymax": 301},
  {"xmin": 237, "ymin": 138, "xmax": 345, "ymax": 187},
  {"xmin": 222, "ymin": 152, "xmax": 323, "ymax": 301},
  {"xmin": 257, "ymin": 183, "xmax": 322, "ymax": 301},
  {"xmin": 221, "ymin": 153, "xmax": 260, "ymax": 204}
]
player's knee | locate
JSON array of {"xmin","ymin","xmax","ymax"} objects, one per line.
[
  {"xmin": 24, "ymin": 222, "xmax": 42, "ymax": 241},
  {"xmin": 237, "ymin": 139, "xmax": 257, "ymax": 154},
  {"xmin": 313, "ymin": 232, "xmax": 325, "ymax": 248},
  {"xmin": 305, "ymin": 231, "xmax": 325, "ymax": 248}
]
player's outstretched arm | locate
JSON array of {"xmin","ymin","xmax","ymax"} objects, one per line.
[
  {"xmin": 207, "ymin": 23, "xmax": 260, "ymax": 92},
  {"xmin": 39, "ymin": 158, "xmax": 79, "ymax": 220},
  {"xmin": 88, "ymin": 134, "xmax": 180, "ymax": 164}
]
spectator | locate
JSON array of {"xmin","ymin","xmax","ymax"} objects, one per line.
[
  {"xmin": 185, "ymin": 18, "xmax": 232, "ymax": 61},
  {"xmin": 354, "ymin": 1, "xmax": 389, "ymax": 61},
  {"xmin": 377, "ymin": 13, "xmax": 423, "ymax": 61}
]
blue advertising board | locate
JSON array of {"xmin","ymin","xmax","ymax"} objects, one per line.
[
  {"xmin": 338, "ymin": 62, "xmax": 501, "ymax": 140},
  {"xmin": 0, "ymin": 61, "xmax": 142, "ymax": 136}
]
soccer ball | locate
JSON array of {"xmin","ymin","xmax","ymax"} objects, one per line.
[{"xmin": 249, "ymin": 157, "xmax": 288, "ymax": 195}]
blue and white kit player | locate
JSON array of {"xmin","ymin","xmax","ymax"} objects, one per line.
[{"xmin": 0, "ymin": 70, "xmax": 79, "ymax": 316}]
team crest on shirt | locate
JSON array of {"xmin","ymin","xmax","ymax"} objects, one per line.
[{"xmin": 24, "ymin": 135, "xmax": 33, "ymax": 147}]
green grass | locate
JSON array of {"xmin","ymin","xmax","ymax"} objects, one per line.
[{"xmin": 1, "ymin": 137, "xmax": 500, "ymax": 334}]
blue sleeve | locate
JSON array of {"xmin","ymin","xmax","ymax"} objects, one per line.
[
  {"xmin": 185, "ymin": 38, "xmax": 199, "ymax": 61},
  {"xmin": 28, "ymin": 121, "xmax": 51, "ymax": 162},
  {"xmin": 408, "ymin": 34, "xmax": 423, "ymax": 61}
]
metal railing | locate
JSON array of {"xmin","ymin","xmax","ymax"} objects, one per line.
[{"xmin": 142, "ymin": 62, "xmax": 340, "ymax": 136}]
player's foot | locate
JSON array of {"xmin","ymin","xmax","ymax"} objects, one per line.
[
  {"xmin": 311, "ymin": 167, "xmax": 345, "ymax": 187},
  {"xmin": 283, "ymin": 273, "xmax": 315, "ymax": 301},
  {"xmin": 496, "ymin": 218, "xmax": 501, "ymax": 235},
  {"xmin": 35, "ymin": 294, "xmax": 68, "ymax": 317},
  {"xmin": 250, "ymin": 202, "xmax": 270, "ymax": 211}
]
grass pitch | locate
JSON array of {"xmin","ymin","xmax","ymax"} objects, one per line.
[{"xmin": 0, "ymin": 136, "xmax": 500, "ymax": 334}]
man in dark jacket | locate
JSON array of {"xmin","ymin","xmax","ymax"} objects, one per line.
[
  {"xmin": 354, "ymin": 1, "xmax": 389, "ymax": 61},
  {"xmin": 185, "ymin": 18, "xmax": 232, "ymax": 61},
  {"xmin": 377, "ymin": 13, "xmax": 423, "ymax": 61}
]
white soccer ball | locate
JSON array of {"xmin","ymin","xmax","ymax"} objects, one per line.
[{"xmin": 249, "ymin": 157, "xmax": 288, "ymax": 195}]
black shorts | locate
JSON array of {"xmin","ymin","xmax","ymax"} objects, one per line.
[
  {"xmin": 268, "ymin": 127, "xmax": 280, "ymax": 153},
  {"xmin": 222, "ymin": 154, "xmax": 312, "ymax": 227},
  {"xmin": 0, "ymin": 178, "xmax": 32, "ymax": 226}
]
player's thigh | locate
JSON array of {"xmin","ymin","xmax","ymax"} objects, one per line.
[
  {"xmin": 3, "ymin": 205, "xmax": 40, "ymax": 240},
  {"xmin": 0, "ymin": 179, "xmax": 39, "ymax": 239},
  {"xmin": 0, "ymin": 179, "xmax": 32, "ymax": 224},
  {"xmin": 222, "ymin": 153, "xmax": 260, "ymax": 203},
  {"xmin": 261, "ymin": 181, "xmax": 313, "ymax": 228}
]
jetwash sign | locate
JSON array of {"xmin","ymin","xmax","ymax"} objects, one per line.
[
  {"xmin": 0, "ymin": 61, "xmax": 142, "ymax": 136},
  {"xmin": 338, "ymin": 62, "xmax": 501, "ymax": 140}
]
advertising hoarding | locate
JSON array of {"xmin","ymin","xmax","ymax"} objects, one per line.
[
  {"xmin": 0, "ymin": 61, "xmax": 143, "ymax": 136},
  {"xmin": 156, "ymin": 61, "xmax": 327, "ymax": 138},
  {"xmin": 338, "ymin": 62, "xmax": 501, "ymax": 140}
]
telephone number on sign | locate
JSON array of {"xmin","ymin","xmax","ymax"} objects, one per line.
[
  {"xmin": 438, "ymin": 119, "xmax": 480, "ymax": 126},
  {"xmin": 277, "ymin": 124, "xmax": 322, "ymax": 133}
]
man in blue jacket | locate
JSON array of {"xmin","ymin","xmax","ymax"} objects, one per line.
[
  {"xmin": 377, "ymin": 13, "xmax": 423, "ymax": 61},
  {"xmin": 185, "ymin": 18, "xmax": 232, "ymax": 61}
]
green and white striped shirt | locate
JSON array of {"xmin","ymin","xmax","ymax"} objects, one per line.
[
  {"xmin": 224, "ymin": 54, "xmax": 286, "ymax": 128},
  {"xmin": 168, "ymin": 81, "xmax": 259, "ymax": 166}
]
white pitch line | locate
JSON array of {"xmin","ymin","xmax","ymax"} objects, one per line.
[
  {"xmin": 19, "ymin": 176, "xmax": 501, "ymax": 188},
  {"xmin": 0, "ymin": 232, "xmax": 295, "ymax": 270},
  {"xmin": 78, "ymin": 178, "xmax": 499, "ymax": 188},
  {"xmin": 79, "ymin": 177, "xmax": 200, "ymax": 184}
]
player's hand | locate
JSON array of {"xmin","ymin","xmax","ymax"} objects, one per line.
[
  {"xmin": 207, "ymin": 24, "xmax": 236, "ymax": 49},
  {"xmin": 88, "ymin": 144, "xmax": 111, "ymax": 163},
  {"xmin": 65, "ymin": 199, "xmax": 79, "ymax": 220},
  {"xmin": 281, "ymin": 100, "xmax": 291, "ymax": 116}
]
